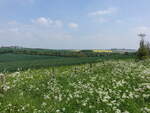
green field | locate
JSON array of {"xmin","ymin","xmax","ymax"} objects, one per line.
[
  {"xmin": 0, "ymin": 49, "xmax": 148, "ymax": 113},
  {"xmin": 0, "ymin": 59, "xmax": 150, "ymax": 113},
  {"xmin": 0, "ymin": 48, "xmax": 135, "ymax": 73},
  {"xmin": 0, "ymin": 53, "xmax": 101, "ymax": 73}
]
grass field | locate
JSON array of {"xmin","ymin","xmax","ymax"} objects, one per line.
[
  {"xmin": 0, "ymin": 53, "xmax": 134, "ymax": 73},
  {"xmin": 0, "ymin": 59, "xmax": 150, "ymax": 113},
  {"xmin": 0, "ymin": 53, "xmax": 101, "ymax": 73}
]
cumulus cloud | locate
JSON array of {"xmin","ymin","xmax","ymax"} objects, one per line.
[
  {"xmin": 68, "ymin": 23, "xmax": 79, "ymax": 29},
  {"xmin": 88, "ymin": 8, "xmax": 117, "ymax": 16},
  {"xmin": 32, "ymin": 17, "xmax": 63, "ymax": 27},
  {"xmin": 32, "ymin": 17, "xmax": 52, "ymax": 25}
]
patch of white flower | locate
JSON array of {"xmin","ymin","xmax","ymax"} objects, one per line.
[{"xmin": 0, "ymin": 60, "xmax": 150, "ymax": 113}]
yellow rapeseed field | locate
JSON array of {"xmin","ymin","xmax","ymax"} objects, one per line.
[{"xmin": 93, "ymin": 50, "xmax": 112, "ymax": 53}]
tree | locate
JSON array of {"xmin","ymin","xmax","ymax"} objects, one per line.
[{"xmin": 137, "ymin": 34, "xmax": 150, "ymax": 59}]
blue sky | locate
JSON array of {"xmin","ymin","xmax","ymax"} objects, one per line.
[{"xmin": 0, "ymin": 0, "xmax": 150, "ymax": 49}]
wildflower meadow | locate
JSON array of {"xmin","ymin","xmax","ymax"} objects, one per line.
[{"xmin": 0, "ymin": 59, "xmax": 150, "ymax": 113}]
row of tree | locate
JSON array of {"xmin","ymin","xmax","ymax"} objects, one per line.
[{"xmin": 0, "ymin": 47, "xmax": 135, "ymax": 58}]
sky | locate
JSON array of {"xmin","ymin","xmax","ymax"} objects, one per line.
[{"xmin": 0, "ymin": 0, "xmax": 150, "ymax": 49}]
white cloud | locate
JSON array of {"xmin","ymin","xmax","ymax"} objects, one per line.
[
  {"xmin": 32, "ymin": 17, "xmax": 63, "ymax": 27},
  {"xmin": 36, "ymin": 17, "xmax": 50, "ymax": 25},
  {"xmin": 0, "ymin": 20, "xmax": 140, "ymax": 49},
  {"xmin": 89, "ymin": 8, "xmax": 117, "ymax": 16},
  {"xmin": 0, "ymin": 20, "xmax": 75, "ymax": 49},
  {"xmin": 32, "ymin": 17, "xmax": 53, "ymax": 26},
  {"xmin": 68, "ymin": 23, "xmax": 79, "ymax": 29},
  {"xmin": 88, "ymin": 8, "xmax": 117, "ymax": 24}
]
